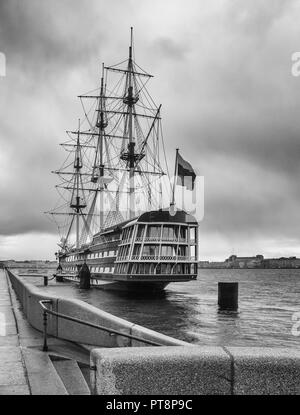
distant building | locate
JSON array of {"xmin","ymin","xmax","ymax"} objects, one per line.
[
  {"xmin": 225, "ymin": 255, "xmax": 264, "ymax": 269},
  {"xmin": 199, "ymin": 254, "xmax": 300, "ymax": 269},
  {"xmin": 198, "ymin": 261, "xmax": 210, "ymax": 268},
  {"xmin": 262, "ymin": 257, "xmax": 300, "ymax": 269},
  {"xmin": 198, "ymin": 260, "xmax": 227, "ymax": 269}
]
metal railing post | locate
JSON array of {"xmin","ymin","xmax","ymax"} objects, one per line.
[
  {"xmin": 43, "ymin": 309, "xmax": 48, "ymax": 351},
  {"xmin": 44, "ymin": 276, "xmax": 48, "ymax": 286}
]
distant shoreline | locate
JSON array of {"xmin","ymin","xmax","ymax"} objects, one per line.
[{"xmin": 199, "ymin": 254, "xmax": 300, "ymax": 270}]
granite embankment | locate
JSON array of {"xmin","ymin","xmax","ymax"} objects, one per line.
[{"xmin": 6, "ymin": 269, "xmax": 188, "ymax": 348}]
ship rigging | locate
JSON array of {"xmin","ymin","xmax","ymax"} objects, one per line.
[{"xmin": 46, "ymin": 29, "xmax": 198, "ymax": 291}]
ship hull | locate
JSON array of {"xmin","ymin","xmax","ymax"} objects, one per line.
[
  {"xmin": 61, "ymin": 274, "xmax": 169, "ymax": 292},
  {"xmin": 59, "ymin": 209, "xmax": 198, "ymax": 293}
]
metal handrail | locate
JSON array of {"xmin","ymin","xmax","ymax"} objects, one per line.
[
  {"xmin": 39, "ymin": 299, "xmax": 162, "ymax": 351},
  {"xmin": 19, "ymin": 274, "xmax": 56, "ymax": 286}
]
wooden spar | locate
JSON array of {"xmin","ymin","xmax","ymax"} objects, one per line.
[{"xmin": 171, "ymin": 148, "xmax": 179, "ymax": 207}]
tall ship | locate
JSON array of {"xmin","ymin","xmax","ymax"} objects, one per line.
[{"xmin": 47, "ymin": 29, "xmax": 199, "ymax": 291}]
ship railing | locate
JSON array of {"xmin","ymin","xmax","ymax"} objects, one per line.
[
  {"xmin": 161, "ymin": 236, "xmax": 179, "ymax": 242},
  {"xmin": 144, "ymin": 237, "xmax": 161, "ymax": 242},
  {"xmin": 39, "ymin": 299, "xmax": 163, "ymax": 352},
  {"xmin": 140, "ymin": 255, "xmax": 160, "ymax": 260},
  {"xmin": 116, "ymin": 255, "xmax": 196, "ymax": 262},
  {"xmin": 18, "ymin": 273, "xmax": 56, "ymax": 286},
  {"xmin": 160, "ymin": 255, "xmax": 176, "ymax": 260}
]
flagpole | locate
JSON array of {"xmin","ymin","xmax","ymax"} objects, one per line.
[{"xmin": 170, "ymin": 148, "xmax": 179, "ymax": 207}]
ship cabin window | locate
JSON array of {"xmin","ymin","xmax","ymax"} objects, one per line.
[
  {"xmin": 162, "ymin": 226, "xmax": 178, "ymax": 241},
  {"xmin": 146, "ymin": 225, "xmax": 161, "ymax": 241},
  {"xmin": 119, "ymin": 263, "xmax": 127, "ymax": 274},
  {"xmin": 120, "ymin": 245, "xmax": 130, "ymax": 257},
  {"xmin": 161, "ymin": 245, "xmax": 176, "ymax": 257},
  {"xmin": 190, "ymin": 245, "xmax": 196, "ymax": 259},
  {"xmin": 123, "ymin": 226, "xmax": 133, "ymax": 242},
  {"xmin": 179, "ymin": 227, "xmax": 187, "ymax": 241},
  {"xmin": 191, "ymin": 264, "xmax": 197, "ymax": 274},
  {"xmin": 157, "ymin": 263, "xmax": 172, "ymax": 274},
  {"xmin": 133, "ymin": 245, "xmax": 141, "ymax": 256},
  {"xmin": 104, "ymin": 267, "xmax": 110, "ymax": 273},
  {"xmin": 111, "ymin": 267, "xmax": 115, "ymax": 273},
  {"xmin": 100, "ymin": 267, "xmax": 103, "ymax": 273},
  {"xmin": 178, "ymin": 245, "xmax": 187, "ymax": 257},
  {"xmin": 142, "ymin": 244, "xmax": 159, "ymax": 257},
  {"xmin": 127, "ymin": 227, "xmax": 133, "ymax": 240},
  {"xmin": 176, "ymin": 264, "xmax": 184, "ymax": 274},
  {"xmin": 189, "ymin": 227, "xmax": 197, "ymax": 243},
  {"xmin": 136, "ymin": 225, "xmax": 145, "ymax": 240},
  {"xmin": 130, "ymin": 263, "xmax": 155, "ymax": 274}
]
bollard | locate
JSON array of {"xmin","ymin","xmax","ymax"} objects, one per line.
[
  {"xmin": 43, "ymin": 276, "xmax": 48, "ymax": 286},
  {"xmin": 218, "ymin": 282, "xmax": 238, "ymax": 311},
  {"xmin": 55, "ymin": 273, "xmax": 64, "ymax": 283},
  {"xmin": 56, "ymin": 263, "xmax": 64, "ymax": 282},
  {"xmin": 79, "ymin": 263, "xmax": 91, "ymax": 289},
  {"xmin": 43, "ymin": 310, "xmax": 48, "ymax": 352}
]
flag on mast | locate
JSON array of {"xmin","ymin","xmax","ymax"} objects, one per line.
[{"xmin": 176, "ymin": 151, "xmax": 196, "ymax": 190}]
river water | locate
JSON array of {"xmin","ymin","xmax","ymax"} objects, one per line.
[{"xmin": 18, "ymin": 268, "xmax": 300, "ymax": 349}]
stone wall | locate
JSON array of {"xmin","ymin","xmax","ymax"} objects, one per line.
[
  {"xmin": 7, "ymin": 269, "xmax": 189, "ymax": 348},
  {"xmin": 91, "ymin": 346, "xmax": 300, "ymax": 395}
]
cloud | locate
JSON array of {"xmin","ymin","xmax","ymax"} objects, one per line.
[
  {"xmin": 1, "ymin": 0, "xmax": 300, "ymax": 259},
  {"xmin": 151, "ymin": 37, "xmax": 188, "ymax": 61}
]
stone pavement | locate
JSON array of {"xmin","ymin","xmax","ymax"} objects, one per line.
[
  {"xmin": 0, "ymin": 269, "xmax": 30, "ymax": 394},
  {"xmin": 0, "ymin": 269, "xmax": 91, "ymax": 395}
]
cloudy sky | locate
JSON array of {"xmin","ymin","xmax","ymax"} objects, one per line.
[{"xmin": 1, "ymin": 0, "xmax": 300, "ymax": 261}]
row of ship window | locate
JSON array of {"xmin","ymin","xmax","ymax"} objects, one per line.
[
  {"xmin": 118, "ymin": 244, "xmax": 196, "ymax": 259},
  {"xmin": 64, "ymin": 263, "xmax": 197, "ymax": 275},
  {"xmin": 115, "ymin": 263, "xmax": 197, "ymax": 275},
  {"xmin": 64, "ymin": 265, "xmax": 115, "ymax": 273},
  {"xmin": 122, "ymin": 224, "xmax": 197, "ymax": 242},
  {"xmin": 65, "ymin": 251, "xmax": 116, "ymax": 262}
]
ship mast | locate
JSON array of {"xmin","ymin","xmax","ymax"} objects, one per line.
[
  {"xmin": 71, "ymin": 120, "xmax": 87, "ymax": 249},
  {"xmin": 47, "ymin": 28, "xmax": 171, "ymax": 248},
  {"xmin": 92, "ymin": 63, "xmax": 107, "ymax": 229},
  {"xmin": 124, "ymin": 27, "xmax": 138, "ymax": 218}
]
